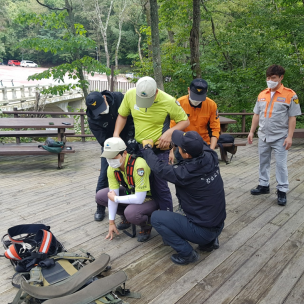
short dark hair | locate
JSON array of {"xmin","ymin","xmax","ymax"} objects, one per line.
[
  {"xmin": 116, "ymin": 151, "xmax": 124, "ymax": 157},
  {"xmin": 266, "ymin": 65, "xmax": 285, "ymax": 77}
]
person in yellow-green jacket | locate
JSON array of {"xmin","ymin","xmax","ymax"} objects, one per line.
[
  {"xmin": 96, "ymin": 137, "xmax": 158, "ymax": 242},
  {"xmin": 113, "ymin": 76, "xmax": 190, "ymax": 212}
]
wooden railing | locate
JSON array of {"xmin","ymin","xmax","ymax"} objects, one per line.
[
  {"xmin": 218, "ymin": 111, "xmax": 254, "ymax": 134},
  {"xmin": 3, "ymin": 109, "xmax": 304, "ymax": 142},
  {"xmin": 2, "ymin": 109, "xmax": 254, "ymax": 142}
]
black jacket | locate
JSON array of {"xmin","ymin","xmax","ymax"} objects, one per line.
[
  {"xmin": 87, "ymin": 90, "xmax": 134, "ymax": 146},
  {"xmin": 142, "ymin": 144, "xmax": 226, "ymax": 228}
]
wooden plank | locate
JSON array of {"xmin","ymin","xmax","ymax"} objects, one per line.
[
  {"xmin": 199, "ymin": 204, "xmax": 304, "ymax": 304},
  {"xmin": 0, "ymin": 118, "xmax": 74, "ymax": 129},
  {"xmin": 258, "ymin": 246, "xmax": 304, "ymax": 304},
  {"xmin": 229, "ymin": 221, "xmax": 304, "ymax": 304},
  {"xmin": 148, "ymin": 201, "xmax": 304, "ymax": 304},
  {"xmin": 177, "ymin": 198, "xmax": 304, "ymax": 304},
  {"xmin": 0, "ymin": 130, "xmax": 75, "ymax": 136},
  {"xmin": 0, "ymin": 146, "xmax": 75, "ymax": 155},
  {"xmin": 283, "ymin": 273, "xmax": 304, "ymax": 304},
  {"xmin": 1, "ymin": 139, "xmax": 304, "ymax": 304},
  {"xmin": 293, "ymin": 129, "xmax": 304, "ymax": 138}
]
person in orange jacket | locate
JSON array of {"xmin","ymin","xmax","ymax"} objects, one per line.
[{"xmin": 170, "ymin": 78, "xmax": 220, "ymax": 162}]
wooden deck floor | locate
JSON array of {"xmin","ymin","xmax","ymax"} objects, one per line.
[{"xmin": 1, "ymin": 139, "xmax": 304, "ymax": 304}]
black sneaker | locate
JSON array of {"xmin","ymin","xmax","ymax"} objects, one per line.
[
  {"xmin": 137, "ymin": 227, "xmax": 152, "ymax": 242},
  {"xmin": 171, "ymin": 250, "xmax": 199, "ymax": 265},
  {"xmin": 117, "ymin": 217, "xmax": 131, "ymax": 230},
  {"xmin": 250, "ymin": 185, "xmax": 270, "ymax": 195},
  {"xmin": 94, "ymin": 204, "xmax": 105, "ymax": 221},
  {"xmin": 197, "ymin": 237, "xmax": 219, "ymax": 252},
  {"xmin": 277, "ymin": 190, "xmax": 287, "ymax": 206}
]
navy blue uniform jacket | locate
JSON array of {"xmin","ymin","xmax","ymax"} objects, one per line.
[
  {"xmin": 87, "ymin": 90, "xmax": 134, "ymax": 146},
  {"xmin": 142, "ymin": 145, "xmax": 226, "ymax": 228}
]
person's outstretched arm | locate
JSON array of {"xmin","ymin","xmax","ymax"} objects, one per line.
[{"xmin": 113, "ymin": 114, "xmax": 127, "ymax": 137}]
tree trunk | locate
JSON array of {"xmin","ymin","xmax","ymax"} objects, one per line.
[
  {"xmin": 143, "ymin": 1, "xmax": 153, "ymax": 56},
  {"xmin": 64, "ymin": 0, "xmax": 88, "ymax": 97},
  {"xmin": 135, "ymin": 27, "xmax": 143, "ymax": 63},
  {"xmin": 94, "ymin": 0, "xmax": 113, "ymax": 69},
  {"xmin": 149, "ymin": 0, "xmax": 164, "ymax": 90},
  {"xmin": 115, "ymin": 0, "xmax": 128, "ymax": 69},
  {"xmin": 168, "ymin": 30, "xmax": 175, "ymax": 44},
  {"xmin": 190, "ymin": 0, "xmax": 201, "ymax": 79}
]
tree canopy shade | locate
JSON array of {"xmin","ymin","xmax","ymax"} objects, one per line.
[{"xmin": 0, "ymin": 0, "xmax": 303, "ymax": 125}]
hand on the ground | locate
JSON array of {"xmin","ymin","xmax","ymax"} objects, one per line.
[
  {"xmin": 107, "ymin": 190, "xmax": 116, "ymax": 202},
  {"xmin": 283, "ymin": 137, "xmax": 292, "ymax": 150},
  {"xmin": 106, "ymin": 223, "xmax": 119, "ymax": 240},
  {"xmin": 158, "ymin": 130, "xmax": 172, "ymax": 149},
  {"xmin": 169, "ymin": 148, "xmax": 175, "ymax": 164},
  {"xmin": 142, "ymin": 139, "xmax": 154, "ymax": 148},
  {"xmin": 248, "ymin": 132, "xmax": 254, "ymax": 144}
]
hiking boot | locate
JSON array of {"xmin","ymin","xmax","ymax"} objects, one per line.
[
  {"xmin": 137, "ymin": 227, "xmax": 152, "ymax": 242},
  {"xmin": 117, "ymin": 217, "xmax": 131, "ymax": 230},
  {"xmin": 171, "ymin": 250, "xmax": 199, "ymax": 265},
  {"xmin": 94, "ymin": 204, "xmax": 105, "ymax": 221},
  {"xmin": 197, "ymin": 237, "xmax": 219, "ymax": 252},
  {"xmin": 250, "ymin": 185, "xmax": 270, "ymax": 195},
  {"xmin": 277, "ymin": 190, "xmax": 287, "ymax": 206}
]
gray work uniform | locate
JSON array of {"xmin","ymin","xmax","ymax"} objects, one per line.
[{"xmin": 253, "ymin": 84, "xmax": 301, "ymax": 192}]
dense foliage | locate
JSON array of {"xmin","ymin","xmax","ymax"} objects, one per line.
[{"xmin": 0, "ymin": 0, "xmax": 303, "ymax": 125}]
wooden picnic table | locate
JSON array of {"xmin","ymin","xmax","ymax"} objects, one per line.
[
  {"xmin": 0, "ymin": 117, "xmax": 74, "ymax": 142},
  {"xmin": 219, "ymin": 116, "xmax": 237, "ymax": 133},
  {"xmin": 0, "ymin": 117, "xmax": 75, "ymax": 168}
]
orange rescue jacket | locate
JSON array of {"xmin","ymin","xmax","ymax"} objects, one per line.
[{"xmin": 170, "ymin": 95, "xmax": 220, "ymax": 145}]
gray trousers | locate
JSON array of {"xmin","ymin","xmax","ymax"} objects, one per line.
[{"xmin": 258, "ymin": 137, "xmax": 289, "ymax": 192}]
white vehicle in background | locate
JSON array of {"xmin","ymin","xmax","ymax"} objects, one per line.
[
  {"xmin": 20, "ymin": 60, "xmax": 38, "ymax": 68},
  {"xmin": 125, "ymin": 72, "xmax": 134, "ymax": 79}
]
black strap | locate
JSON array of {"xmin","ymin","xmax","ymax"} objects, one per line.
[
  {"xmin": 126, "ymin": 155, "xmax": 136, "ymax": 187},
  {"xmin": 123, "ymin": 224, "xmax": 136, "ymax": 238},
  {"xmin": 113, "ymin": 155, "xmax": 137, "ymax": 194},
  {"xmin": 7, "ymin": 224, "xmax": 50, "ymax": 245}
]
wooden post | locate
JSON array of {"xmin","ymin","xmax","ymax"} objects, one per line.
[
  {"xmin": 12, "ymin": 87, "xmax": 17, "ymax": 99},
  {"xmin": 242, "ymin": 109, "xmax": 246, "ymax": 132},
  {"xmin": 28, "ymin": 86, "xmax": 33, "ymax": 97},
  {"xmin": 13, "ymin": 107, "xmax": 20, "ymax": 144},
  {"xmin": 80, "ymin": 109, "xmax": 85, "ymax": 142},
  {"xmin": 20, "ymin": 85, "xmax": 25, "ymax": 98}
]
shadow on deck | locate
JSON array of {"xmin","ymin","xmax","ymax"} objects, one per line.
[{"xmin": 1, "ymin": 139, "xmax": 304, "ymax": 304}]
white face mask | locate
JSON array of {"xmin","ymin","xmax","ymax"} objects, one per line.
[
  {"xmin": 266, "ymin": 80, "xmax": 279, "ymax": 89},
  {"xmin": 107, "ymin": 158, "xmax": 122, "ymax": 168},
  {"xmin": 189, "ymin": 96, "xmax": 202, "ymax": 106},
  {"xmin": 100, "ymin": 104, "xmax": 109, "ymax": 115}
]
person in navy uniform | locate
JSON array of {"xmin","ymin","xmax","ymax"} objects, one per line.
[
  {"xmin": 141, "ymin": 130, "xmax": 226, "ymax": 265},
  {"xmin": 86, "ymin": 91, "xmax": 134, "ymax": 221}
]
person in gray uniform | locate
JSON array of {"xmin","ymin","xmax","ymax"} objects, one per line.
[{"xmin": 248, "ymin": 65, "xmax": 302, "ymax": 206}]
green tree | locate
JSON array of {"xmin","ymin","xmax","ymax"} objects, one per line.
[{"xmin": 16, "ymin": 0, "xmax": 108, "ymax": 97}]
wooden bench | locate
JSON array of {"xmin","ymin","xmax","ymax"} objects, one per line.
[
  {"xmin": 0, "ymin": 130, "xmax": 75, "ymax": 138},
  {"xmin": 293, "ymin": 129, "xmax": 304, "ymax": 138},
  {"xmin": 0, "ymin": 144, "xmax": 75, "ymax": 168},
  {"xmin": 0, "ymin": 118, "xmax": 75, "ymax": 168},
  {"xmin": 215, "ymin": 138, "xmax": 247, "ymax": 164}
]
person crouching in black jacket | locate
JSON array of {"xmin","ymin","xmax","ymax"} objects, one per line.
[
  {"xmin": 86, "ymin": 91, "xmax": 134, "ymax": 222},
  {"xmin": 141, "ymin": 130, "xmax": 226, "ymax": 265}
]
